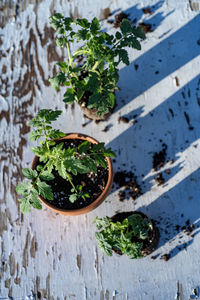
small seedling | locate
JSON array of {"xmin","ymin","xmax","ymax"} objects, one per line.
[
  {"xmin": 16, "ymin": 109, "xmax": 115, "ymax": 213},
  {"xmin": 49, "ymin": 14, "xmax": 145, "ymax": 117},
  {"xmin": 94, "ymin": 213, "xmax": 153, "ymax": 259}
]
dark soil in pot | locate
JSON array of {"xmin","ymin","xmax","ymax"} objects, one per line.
[
  {"xmin": 111, "ymin": 211, "xmax": 160, "ymax": 256},
  {"xmin": 38, "ymin": 139, "xmax": 109, "ymax": 210}
]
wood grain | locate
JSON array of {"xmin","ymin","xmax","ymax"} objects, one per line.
[{"xmin": 0, "ymin": 0, "xmax": 200, "ymax": 299}]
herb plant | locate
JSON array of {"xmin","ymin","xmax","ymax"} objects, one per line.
[
  {"xmin": 16, "ymin": 109, "xmax": 115, "ymax": 213},
  {"xmin": 49, "ymin": 14, "xmax": 145, "ymax": 117},
  {"xmin": 94, "ymin": 213, "xmax": 153, "ymax": 259}
]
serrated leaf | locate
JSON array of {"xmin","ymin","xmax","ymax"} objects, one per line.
[
  {"xmin": 56, "ymin": 62, "xmax": 68, "ymax": 72},
  {"xmin": 82, "ymin": 156, "xmax": 97, "ymax": 173},
  {"xmin": 132, "ymin": 26, "xmax": 146, "ymax": 39},
  {"xmin": 37, "ymin": 180, "xmax": 53, "ymax": 200},
  {"xmin": 29, "ymin": 129, "xmax": 42, "ymax": 141},
  {"xmin": 120, "ymin": 19, "xmax": 133, "ymax": 35},
  {"xmin": 90, "ymin": 17, "xmax": 100, "ymax": 34},
  {"xmin": 92, "ymin": 143, "xmax": 105, "ymax": 152},
  {"xmin": 93, "ymin": 154, "xmax": 107, "ymax": 168},
  {"xmin": 49, "ymin": 73, "xmax": 65, "ymax": 90},
  {"xmin": 56, "ymin": 37, "xmax": 65, "ymax": 47},
  {"xmin": 22, "ymin": 168, "xmax": 37, "ymax": 180},
  {"xmin": 73, "ymin": 29, "xmax": 89, "ymax": 41},
  {"xmin": 63, "ymin": 88, "xmax": 75, "ymax": 104},
  {"xmin": 20, "ymin": 199, "xmax": 31, "ymax": 214},
  {"xmin": 118, "ymin": 49, "xmax": 129, "ymax": 65},
  {"xmin": 78, "ymin": 141, "xmax": 90, "ymax": 154},
  {"xmin": 64, "ymin": 158, "xmax": 89, "ymax": 175},
  {"xmin": 56, "ymin": 160, "xmax": 66, "ymax": 179},
  {"xmin": 40, "ymin": 171, "xmax": 55, "ymax": 181},
  {"xmin": 31, "ymin": 196, "xmax": 42, "ymax": 210},
  {"xmin": 48, "ymin": 129, "xmax": 65, "ymax": 139},
  {"xmin": 38, "ymin": 109, "xmax": 62, "ymax": 122},
  {"xmin": 130, "ymin": 38, "xmax": 141, "ymax": 50},
  {"xmin": 107, "ymin": 93, "xmax": 115, "ymax": 108},
  {"xmin": 69, "ymin": 193, "xmax": 77, "ymax": 203},
  {"xmin": 16, "ymin": 182, "xmax": 31, "ymax": 195},
  {"xmin": 115, "ymin": 31, "xmax": 122, "ymax": 39},
  {"xmin": 102, "ymin": 148, "xmax": 116, "ymax": 158},
  {"xmin": 76, "ymin": 18, "xmax": 90, "ymax": 28}
]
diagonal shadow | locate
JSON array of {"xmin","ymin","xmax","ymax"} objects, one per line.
[
  {"xmin": 109, "ymin": 74, "xmax": 200, "ymax": 194},
  {"xmin": 139, "ymin": 168, "xmax": 200, "ymax": 258},
  {"xmin": 115, "ymin": 14, "xmax": 200, "ymax": 112}
]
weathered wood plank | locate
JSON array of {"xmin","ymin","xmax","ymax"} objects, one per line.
[{"xmin": 1, "ymin": 0, "xmax": 200, "ymax": 299}]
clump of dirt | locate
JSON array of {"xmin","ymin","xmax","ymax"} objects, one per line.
[
  {"xmin": 154, "ymin": 172, "xmax": 165, "ymax": 186},
  {"xmin": 118, "ymin": 116, "xmax": 129, "ymax": 123},
  {"xmin": 142, "ymin": 7, "xmax": 152, "ymax": 14},
  {"xmin": 113, "ymin": 12, "xmax": 129, "ymax": 28},
  {"xmin": 161, "ymin": 253, "xmax": 170, "ymax": 261},
  {"xmin": 114, "ymin": 170, "xmax": 142, "ymax": 201},
  {"xmin": 153, "ymin": 144, "xmax": 167, "ymax": 170},
  {"xmin": 138, "ymin": 22, "xmax": 153, "ymax": 33}
]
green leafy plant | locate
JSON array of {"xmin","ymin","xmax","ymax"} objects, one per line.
[
  {"xmin": 49, "ymin": 13, "xmax": 145, "ymax": 117},
  {"xmin": 94, "ymin": 213, "xmax": 153, "ymax": 259},
  {"xmin": 16, "ymin": 109, "xmax": 115, "ymax": 213}
]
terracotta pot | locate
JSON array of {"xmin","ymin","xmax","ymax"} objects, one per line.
[
  {"xmin": 31, "ymin": 133, "xmax": 113, "ymax": 216},
  {"xmin": 111, "ymin": 211, "xmax": 160, "ymax": 257}
]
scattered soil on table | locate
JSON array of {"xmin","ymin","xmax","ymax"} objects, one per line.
[
  {"xmin": 154, "ymin": 172, "xmax": 165, "ymax": 186},
  {"xmin": 100, "ymin": 7, "xmax": 111, "ymax": 20},
  {"xmin": 40, "ymin": 139, "xmax": 108, "ymax": 210},
  {"xmin": 114, "ymin": 170, "xmax": 142, "ymax": 201},
  {"xmin": 118, "ymin": 116, "xmax": 129, "ymax": 123},
  {"xmin": 153, "ymin": 143, "xmax": 167, "ymax": 170},
  {"xmin": 138, "ymin": 22, "xmax": 153, "ymax": 33},
  {"xmin": 113, "ymin": 12, "xmax": 129, "ymax": 28},
  {"xmin": 111, "ymin": 211, "xmax": 160, "ymax": 257},
  {"xmin": 142, "ymin": 7, "xmax": 152, "ymax": 14},
  {"xmin": 161, "ymin": 253, "xmax": 170, "ymax": 261}
]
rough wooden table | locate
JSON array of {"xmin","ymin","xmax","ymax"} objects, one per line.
[{"xmin": 1, "ymin": 0, "xmax": 200, "ymax": 299}]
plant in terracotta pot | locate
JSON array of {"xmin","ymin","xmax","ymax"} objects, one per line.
[
  {"xmin": 49, "ymin": 13, "xmax": 145, "ymax": 120},
  {"xmin": 94, "ymin": 211, "xmax": 159, "ymax": 258},
  {"xmin": 16, "ymin": 109, "xmax": 115, "ymax": 215}
]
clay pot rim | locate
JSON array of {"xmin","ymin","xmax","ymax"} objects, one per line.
[{"xmin": 31, "ymin": 133, "xmax": 113, "ymax": 216}]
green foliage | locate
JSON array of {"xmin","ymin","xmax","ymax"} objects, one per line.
[
  {"xmin": 16, "ymin": 109, "xmax": 116, "ymax": 213},
  {"xmin": 49, "ymin": 14, "xmax": 145, "ymax": 117},
  {"xmin": 94, "ymin": 214, "xmax": 153, "ymax": 259}
]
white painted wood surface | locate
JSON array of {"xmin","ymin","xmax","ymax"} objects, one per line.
[{"xmin": 0, "ymin": 0, "xmax": 200, "ymax": 299}]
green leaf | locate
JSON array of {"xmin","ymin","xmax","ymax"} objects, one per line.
[
  {"xmin": 115, "ymin": 32, "xmax": 122, "ymax": 39},
  {"xmin": 92, "ymin": 143, "xmax": 105, "ymax": 152},
  {"xmin": 31, "ymin": 196, "xmax": 42, "ymax": 210},
  {"xmin": 56, "ymin": 160, "xmax": 66, "ymax": 179},
  {"xmin": 118, "ymin": 49, "xmax": 129, "ymax": 65},
  {"xmin": 69, "ymin": 194, "xmax": 77, "ymax": 203},
  {"xmin": 20, "ymin": 199, "xmax": 31, "ymax": 214},
  {"xmin": 90, "ymin": 17, "xmax": 100, "ymax": 34},
  {"xmin": 120, "ymin": 19, "xmax": 133, "ymax": 35},
  {"xmin": 38, "ymin": 109, "xmax": 62, "ymax": 122},
  {"xmin": 64, "ymin": 158, "xmax": 89, "ymax": 175},
  {"xmin": 63, "ymin": 88, "xmax": 75, "ymax": 104},
  {"xmin": 130, "ymin": 38, "xmax": 141, "ymax": 50},
  {"xmin": 107, "ymin": 93, "xmax": 115, "ymax": 108},
  {"xmin": 78, "ymin": 141, "xmax": 90, "ymax": 154},
  {"xmin": 132, "ymin": 26, "xmax": 146, "ymax": 39},
  {"xmin": 82, "ymin": 156, "xmax": 97, "ymax": 173},
  {"xmin": 22, "ymin": 168, "xmax": 37, "ymax": 180},
  {"xmin": 49, "ymin": 73, "xmax": 66, "ymax": 90},
  {"xmin": 73, "ymin": 29, "xmax": 89, "ymax": 41},
  {"xmin": 56, "ymin": 62, "xmax": 68, "ymax": 73},
  {"xmin": 29, "ymin": 129, "xmax": 42, "ymax": 141},
  {"xmin": 56, "ymin": 37, "xmax": 65, "ymax": 48},
  {"xmin": 76, "ymin": 18, "xmax": 90, "ymax": 28},
  {"xmin": 93, "ymin": 154, "xmax": 107, "ymax": 168},
  {"xmin": 40, "ymin": 171, "xmax": 55, "ymax": 181},
  {"xmin": 48, "ymin": 129, "xmax": 65, "ymax": 139},
  {"xmin": 16, "ymin": 182, "xmax": 31, "ymax": 195},
  {"xmin": 37, "ymin": 180, "xmax": 53, "ymax": 200},
  {"xmin": 102, "ymin": 148, "xmax": 116, "ymax": 158}
]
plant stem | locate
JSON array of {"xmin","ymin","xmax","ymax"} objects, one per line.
[
  {"xmin": 66, "ymin": 172, "xmax": 77, "ymax": 192},
  {"xmin": 92, "ymin": 61, "xmax": 100, "ymax": 71}
]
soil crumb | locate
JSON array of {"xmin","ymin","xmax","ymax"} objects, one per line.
[
  {"xmin": 114, "ymin": 170, "xmax": 142, "ymax": 201},
  {"xmin": 153, "ymin": 144, "xmax": 167, "ymax": 170},
  {"xmin": 142, "ymin": 7, "xmax": 152, "ymax": 14},
  {"xmin": 114, "ymin": 12, "xmax": 129, "ymax": 28},
  {"xmin": 138, "ymin": 22, "xmax": 153, "ymax": 33},
  {"xmin": 161, "ymin": 253, "xmax": 170, "ymax": 261},
  {"xmin": 118, "ymin": 116, "xmax": 129, "ymax": 123},
  {"xmin": 154, "ymin": 172, "xmax": 165, "ymax": 186}
]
